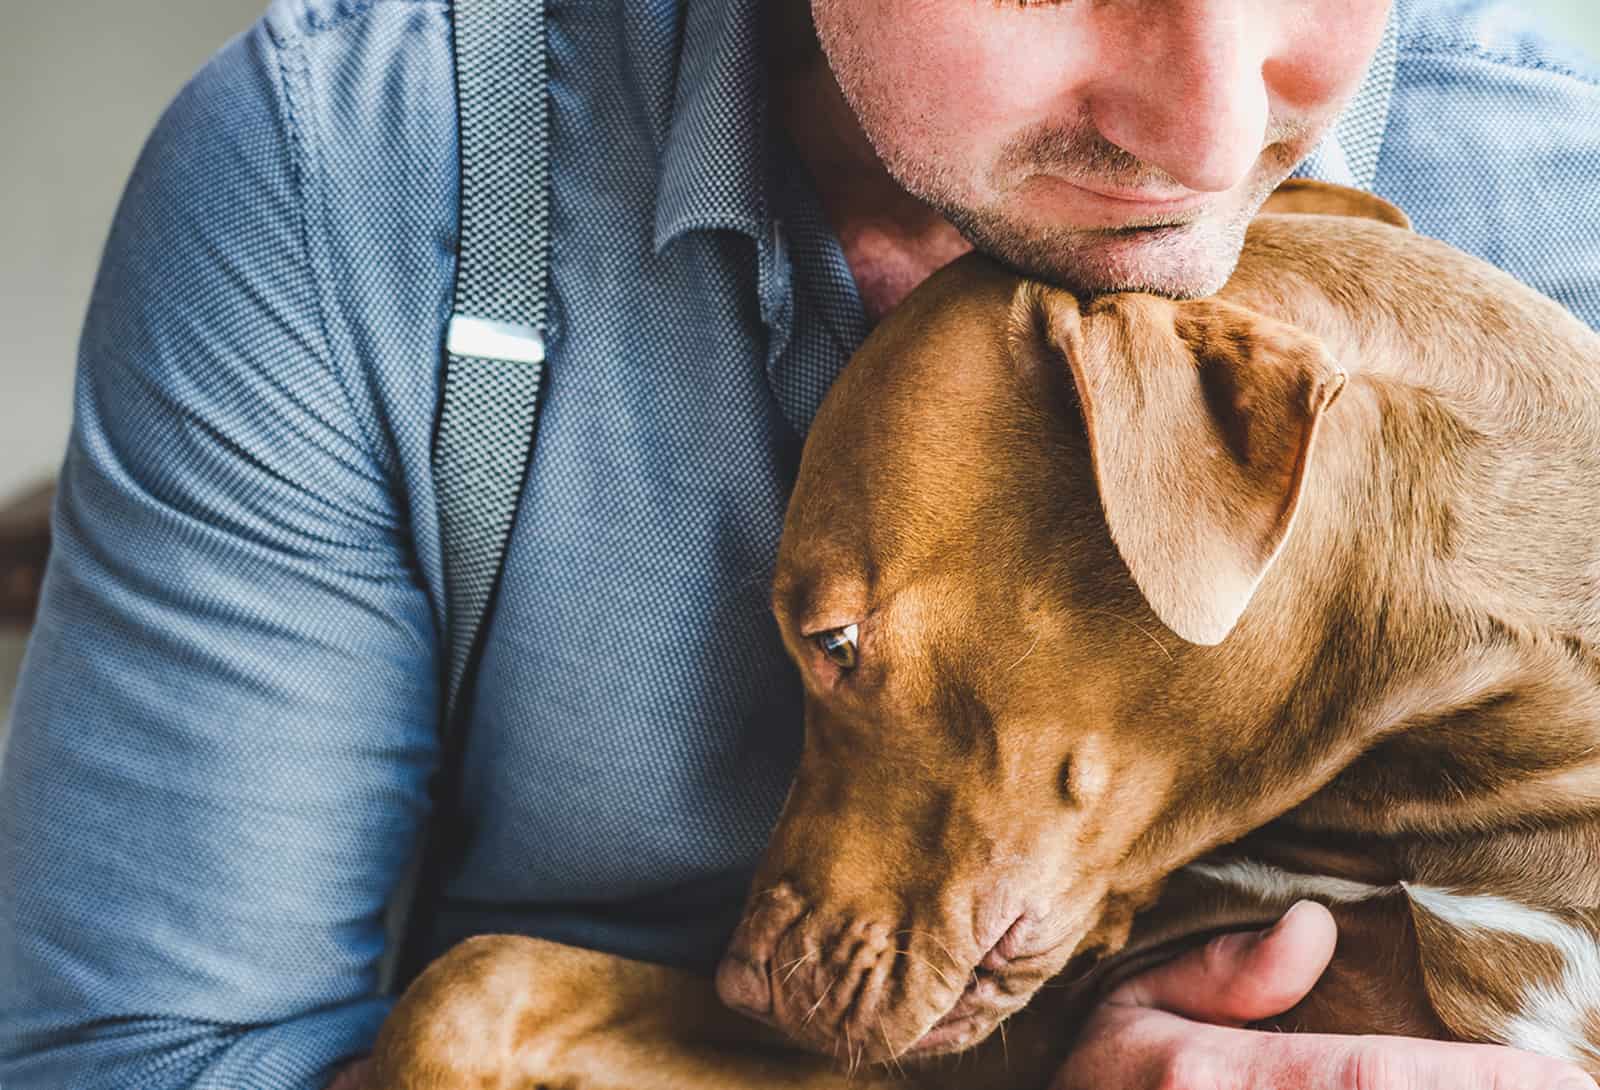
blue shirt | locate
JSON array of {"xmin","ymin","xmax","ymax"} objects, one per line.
[{"xmin": 3, "ymin": 0, "xmax": 1598, "ymax": 1086}]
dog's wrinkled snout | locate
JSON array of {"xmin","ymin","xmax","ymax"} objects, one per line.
[{"xmin": 714, "ymin": 880, "xmax": 960, "ymax": 1062}]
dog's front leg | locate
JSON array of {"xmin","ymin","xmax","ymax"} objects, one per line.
[{"xmin": 369, "ymin": 934, "xmax": 918, "ymax": 1090}]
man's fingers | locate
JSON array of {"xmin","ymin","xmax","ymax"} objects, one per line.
[
  {"xmin": 1106, "ymin": 899, "xmax": 1337, "ymax": 1026},
  {"xmin": 1259, "ymin": 1031, "xmax": 1599, "ymax": 1090},
  {"xmin": 1054, "ymin": 1009, "xmax": 1600, "ymax": 1090},
  {"xmin": 1062, "ymin": 907, "xmax": 1599, "ymax": 1090}
]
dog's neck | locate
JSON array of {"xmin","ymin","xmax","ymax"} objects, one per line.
[
  {"xmin": 1112, "ymin": 398, "xmax": 1600, "ymax": 910},
  {"xmin": 1106, "ymin": 222, "xmax": 1600, "ymax": 898}
]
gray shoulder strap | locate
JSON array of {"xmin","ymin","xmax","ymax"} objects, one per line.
[
  {"xmin": 379, "ymin": 0, "xmax": 551, "ymax": 995},
  {"xmin": 435, "ymin": 0, "xmax": 552, "ymax": 713}
]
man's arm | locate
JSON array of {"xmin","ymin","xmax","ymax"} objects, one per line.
[{"xmin": 0, "ymin": 15, "xmax": 442, "ymax": 1089}]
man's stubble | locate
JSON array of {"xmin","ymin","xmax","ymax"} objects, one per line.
[{"xmin": 812, "ymin": 1, "xmax": 1317, "ymax": 298}]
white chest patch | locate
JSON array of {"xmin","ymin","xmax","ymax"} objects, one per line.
[
  {"xmin": 1183, "ymin": 858, "xmax": 1600, "ymax": 1065},
  {"xmin": 1401, "ymin": 884, "xmax": 1600, "ymax": 1065},
  {"xmin": 1184, "ymin": 858, "xmax": 1392, "ymax": 905}
]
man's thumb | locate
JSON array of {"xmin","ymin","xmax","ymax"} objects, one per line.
[{"xmin": 1105, "ymin": 900, "xmax": 1338, "ymax": 1028}]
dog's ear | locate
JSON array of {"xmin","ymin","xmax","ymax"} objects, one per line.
[
  {"xmin": 1261, "ymin": 179, "xmax": 1411, "ymax": 230},
  {"xmin": 1015, "ymin": 285, "xmax": 1346, "ymax": 645}
]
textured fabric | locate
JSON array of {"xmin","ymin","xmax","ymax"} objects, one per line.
[
  {"xmin": 3, "ymin": 0, "xmax": 1599, "ymax": 1087},
  {"xmin": 435, "ymin": 0, "xmax": 552, "ymax": 708},
  {"xmin": 433, "ymin": 353, "xmax": 544, "ymax": 704}
]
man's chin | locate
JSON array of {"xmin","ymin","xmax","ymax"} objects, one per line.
[{"xmin": 948, "ymin": 212, "xmax": 1249, "ymax": 299}]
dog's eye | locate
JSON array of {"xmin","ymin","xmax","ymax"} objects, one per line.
[{"xmin": 812, "ymin": 624, "xmax": 859, "ymax": 670}]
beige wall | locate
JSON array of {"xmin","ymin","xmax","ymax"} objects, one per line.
[
  {"xmin": 1544, "ymin": 0, "xmax": 1600, "ymax": 53},
  {"xmin": 0, "ymin": 0, "xmax": 266, "ymax": 507}
]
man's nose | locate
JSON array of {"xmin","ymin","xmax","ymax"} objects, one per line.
[{"xmin": 1085, "ymin": 1, "xmax": 1270, "ymax": 194}]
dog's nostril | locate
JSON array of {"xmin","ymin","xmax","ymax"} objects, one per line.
[
  {"xmin": 979, "ymin": 912, "xmax": 1029, "ymax": 973},
  {"xmin": 715, "ymin": 955, "xmax": 772, "ymax": 1018}
]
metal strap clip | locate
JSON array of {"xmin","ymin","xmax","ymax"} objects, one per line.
[{"xmin": 446, "ymin": 315, "xmax": 546, "ymax": 365}]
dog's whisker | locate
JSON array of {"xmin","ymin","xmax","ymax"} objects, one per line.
[
  {"xmin": 1002, "ymin": 631, "xmax": 1042, "ymax": 676},
  {"xmin": 750, "ymin": 884, "xmax": 793, "ymax": 905},
  {"xmin": 802, "ymin": 973, "xmax": 839, "ymax": 1026},
  {"xmin": 877, "ymin": 1013, "xmax": 907, "ymax": 1078},
  {"xmin": 891, "ymin": 946, "xmax": 958, "ymax": 991},
  {"xmin": 1083, "ymin": 607, "xmax": 1175, "ymax": 662},
  {"xmin": 779, "ymin": 951, "xmax": 818, "ymax": 986},
  {"xmin": 893, "ymin": 928, "xmax": 966, "ymax": 977},
  {"xmin": 777, "ymin": 955, "xmax": 819, "ymax": 1010},
  {"xmin": 716, "ymin": 565, "xmax": 783, "ymax": 615}
]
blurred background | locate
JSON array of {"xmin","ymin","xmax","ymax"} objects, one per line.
[{"xmin": 2, "ymin": 1, "xmax": 1599, "ymax": 720}]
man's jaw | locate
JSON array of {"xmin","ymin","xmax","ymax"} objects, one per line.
[{"xmin": 920, "ymin": 124, "xmax": 1316, "ymax": 297}]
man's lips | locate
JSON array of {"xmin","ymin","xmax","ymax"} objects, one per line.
[
  {"xmin": 1022, "ymin": 173, "xmax": 1217, "ymax": 227},
  {"xmin": 1069, "ymin": 178, "xmax": 1202, "ymax": 206}
]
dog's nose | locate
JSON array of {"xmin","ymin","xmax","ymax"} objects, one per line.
[
  {"xmin": 714, "ymin": 880, "xmax": 810, "ymax": 1021},
  {"xmin": 714, "ymin": 954, "xmax": 772, "ymax": 1019}
]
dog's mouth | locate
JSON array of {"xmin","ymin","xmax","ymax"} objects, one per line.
[
  {"xmin": 905, "ymin": 968, "xmax": 1020, "ymax": 1055},
  {"xmin": 902, "ymin": 889, "xmax": 1113, "ymax": 1056},
  {"xmin": 718, "ymin": 874, "xmax": 1108, "ymax": 1065},
  {"xmin": 903, "ymin": 915, "xmax": 1084, "ymax": 1057}
]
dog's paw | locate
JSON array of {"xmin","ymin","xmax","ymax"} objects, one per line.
[{"xmin": 369, "ymin": 934, "xmax": 581, "ymax": 1090}]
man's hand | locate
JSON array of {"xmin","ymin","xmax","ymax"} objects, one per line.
[{"xmin": 1052, "ymin": 901, "xmax": 1599, "ymax": 1090}]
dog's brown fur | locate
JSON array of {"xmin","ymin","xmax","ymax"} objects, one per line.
[{"xmin": 371, "ymin": 182, "xmax": 1600, "ymax": 1088}]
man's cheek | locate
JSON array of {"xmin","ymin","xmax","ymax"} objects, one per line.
[{"xmin": 1265, "ymin": 0, "xmax": 1393, "ymax": 112}]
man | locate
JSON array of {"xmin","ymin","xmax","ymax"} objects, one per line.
[{"xmin": 2, "ymin": 0, "xmax": 1598, "ymax": 1087}]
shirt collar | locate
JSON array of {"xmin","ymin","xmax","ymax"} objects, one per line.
[
  {"xmin": 654, "ymin": 0, "xmax": 1404, "ymax": 252},
  {"xmin": 653, "ymin": 0, "xmax": 767, "ymax": 252}
]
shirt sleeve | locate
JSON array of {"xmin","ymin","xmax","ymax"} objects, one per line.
[
  {"xmin": 1376, "ymin": 10, "xmax": 1600, "ymax": 332},
  {"xmin": 0, "ymin": 16, "xmax": 440, "ymax": 1090}
]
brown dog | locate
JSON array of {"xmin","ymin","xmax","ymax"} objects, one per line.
[{"xmin": 370, "ymin": 181, "xmax": 1600, "ymax": 1088}]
